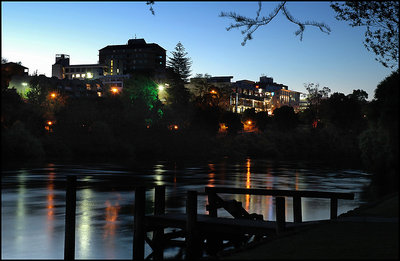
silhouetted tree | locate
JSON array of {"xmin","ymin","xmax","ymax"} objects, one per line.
[
  {"xmin": 273, "ymin": 105, "xmax": 298, "ymax": 131},
  {"xmin": 319, "ymin": 92, "xmax": 366, "ymax": 134},
  {"xmin": 331, "ymin": 1, "xmax": 399, "ymax": 69},
  {"xmin": 304, "ymin": 82, "xmax": 330, "ymax": 124},
  {"xmin": 358, "ymin": 70, "xmax": 399, "ymax": 197},
  {"xmin": 163, "ymin": 68, "xmax": 193, "ymax": 129},
  {"xmin": 167, "ymin": 42, "xmax": 192, "ymax": 83},
  {"xmin": 221, "ymin": 111, "xmax": 243, "ymax": 135},
  {"xmin": 255, "ymin": 111, "xmax": 272, "ymax": 132}
]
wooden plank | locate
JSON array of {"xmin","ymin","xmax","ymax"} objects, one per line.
[
  {"xmin": 145, "ymin": 213, "xmax": 325, "ymax": 237},
  {"xmin": 205, "ymin": 187, "xmax": 354, "ymax": 200},
  {"xmin": 64, "ymin": 175, "xmax": 76, "ymax": 261}
]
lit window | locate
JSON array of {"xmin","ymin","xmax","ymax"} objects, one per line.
[
  {"xmin": 86, "ymin": 84, "xmax": 91, "ymax": 90},
  {"xmin": 117, "ymin": 68, "xmax": 119, "ymax": 74},
  {"xmin": 72, "ymin": 74, "xmax": 75, "ymax": 78},
  {"xmin": 82, "ymin": 74, "xmax": 86, "ymax": 78},
  {"xmin": 87, "ymin": 72, "xmax": 93, "ymax": 78},
  {"xmin": 76, "ymin": 74, "xmax": 80, "ymax": 78}
]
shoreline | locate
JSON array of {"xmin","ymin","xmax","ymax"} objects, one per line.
[{"xmin": 215, "ymin": 192, "xmax": 398, "ymax": 260}]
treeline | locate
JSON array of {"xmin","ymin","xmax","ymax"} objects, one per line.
[{"xmin": 1, "ymin": 68, "xmax": 398, "ymax": 198}]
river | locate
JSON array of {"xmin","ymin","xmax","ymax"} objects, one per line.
[{"xmin": 1, "ymin": 159, "xmax": 371, "ymax": 259}]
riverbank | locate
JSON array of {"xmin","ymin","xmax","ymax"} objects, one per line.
[{"xmin": 217, "ymin": 192, "xmax": 398, "ymax": 260}]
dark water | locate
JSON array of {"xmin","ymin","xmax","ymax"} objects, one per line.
[{"xmin": 1, "ymin": 159, "xmax": 371, "ymax": 259}]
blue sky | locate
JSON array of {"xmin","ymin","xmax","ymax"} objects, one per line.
[{"xmin": 1, "ymin": 1, "xmax": 394, "ymax": 99}]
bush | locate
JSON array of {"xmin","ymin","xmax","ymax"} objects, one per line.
[{"xmin": 1, "ymin": 121, "xmax": 45, "ymax": 162}]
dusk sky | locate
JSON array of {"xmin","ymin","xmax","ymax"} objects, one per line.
[{"xmin": 1, "ymin": 1, "xmax": 394, "ymax": 99}]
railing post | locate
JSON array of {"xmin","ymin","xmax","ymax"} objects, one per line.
[
  {"xmin": 64, "ymin": 175, "xmax": 76, "ymax": 261},
  {"xmin": 133, "ymin": 187, "xmax": 146, "ymax": 260},
  {"xmin": 153, "ymin": 185, "xmax": 165, "ymax": 260},
  {"xmin": 207, "ymin": 191, "xmax": 218, "ymax": 217},
  {"xmin": 330, "ymin": 198, "xmax": 338, "ymax": 220},
  {"xmin": 206, "ymin": 190, "xmax": 223, "ymax": 255},
  {"xmin": 186, "ymin": 190, "xmax": 199, "ymax": 260},
  {"xmin": 275, "ymin": 197, "xmax": 286, "ymax": 235},
  {"xmin": 293, "ymin": 196, "xmax": 302, "ymax": 223}
]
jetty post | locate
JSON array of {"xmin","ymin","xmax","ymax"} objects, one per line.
[
  {"xmin": 153, "ymin": 185, "xmax": 165, "ymax": 260},
  {"xmin": 275, "ymin": 196, "xmax": 286, "ymax": 234},
  {"xmin": 64, "ymin": 175, "xmax": 77, "ymax": 261}
]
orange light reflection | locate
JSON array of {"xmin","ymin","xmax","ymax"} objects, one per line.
[
  {"xmin": 245, "ymin": 159, "xmax": 251, "ymax": 210},
  {"xmin": 103, "ymin": 199, "xmax": 121, "ymax": 239}
]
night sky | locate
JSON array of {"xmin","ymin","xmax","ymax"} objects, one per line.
[{"xmin": 1, "ymin": 1, "xmax": 394, "ymax": 98}]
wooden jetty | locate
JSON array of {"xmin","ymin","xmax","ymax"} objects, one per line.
[{"xmin": 63, "ymin": 176, "xmax": 354, "ymax": 260}]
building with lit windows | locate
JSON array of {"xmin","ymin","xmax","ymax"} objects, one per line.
[
  {"xmin": 98, "ymin": 38, "xmax": 166, "ymax": 78},
  {"xmin": 52, "ymin": 54, "xmax": 107, "ymax": 80}
]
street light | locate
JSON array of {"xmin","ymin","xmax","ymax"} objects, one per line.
[
  {"xmin": 111, "ymin": 87, "xmax": 119, "ymax": 94},
  {"xmin": 50, "ymin": 92, "xmax": 56, "ymax": 98},
  {"xmin": 158, "ymin": 85, "xmax": 164, "ymax": 91}
]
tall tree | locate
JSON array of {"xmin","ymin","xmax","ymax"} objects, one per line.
[
  {"xmin": 167, "ymin": 42, "xmax": 192, "ymax": 83},
  {"xmin": 330, "ymin": 1, "xmax": 399, "ymax": 69}
]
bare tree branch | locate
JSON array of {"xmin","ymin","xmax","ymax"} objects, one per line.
[
  {"xmin": 146, "ymin": 1, "xmax": 155, "ymax": 15},
  {"xmin": 220, "ymin": 1, "xmax": 331, "ymax": 45}
]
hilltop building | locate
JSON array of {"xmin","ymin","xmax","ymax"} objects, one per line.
[
  {"xmin": 98, "ymin": 38, "xmax": 166, "ymax": 79},
  {"xmin": 52, "ymin": 54, "xmax": 107, "ymax": 80},
  {"xmin": 187, "ymin": 75, "xmax": 304, "ymax": 114}
]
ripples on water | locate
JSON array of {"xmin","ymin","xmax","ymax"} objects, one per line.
[{"xmin": 1, "ymin": 159, "xmax": 371, "ymax": 259}]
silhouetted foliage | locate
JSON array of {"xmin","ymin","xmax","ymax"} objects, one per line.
[
  {"xmin": 1, "ymin": 121, "xmax": 45, "ymax": 162},
  {"xmin": 273, "ymin": 105, "xmax": 298, "ymax": 131},
  {"xmin": 331, "ymin": 1, "xmax": 399, "ymax": 69},
  {"xmin": 167, "ymin": 42, "xmax": 192, "ymax": 83},
  {"xmin": 358, "ymin": 70, "xmax": 399, "ymax": 197},
  {"xmin": 254, "ymin": 111, "xmax": 272, "ymax": 132},
  {"xmin": 319, "ymin": 91, "xmax": 367, "ymax": 134},
  {"xmin": 221, "ymin": 111, "xmax": 243, "ymax": 135}
]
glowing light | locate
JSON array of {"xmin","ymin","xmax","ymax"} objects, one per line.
[
  {"xmin": 47, "ymin": 121, "xmax": 53, "ymax": 125},
  {"xmin": 50, "ymin": 92, "xmax": 56, "ymax": 98},
  {"xmin": 22, "ymin": 82, "xmax": 28, "ymax": 86},
  {"xmin": 247, "ymin": 120, "xmax": 252, "ymax": 125},
  {"xmin": 158, "ymin": 85, "xmax": 164, "ymax": 91},
  {"xmin": 87, "ymin": 72, "xmax": 93, "ymax": 78},
  {"xmin": 210, "ymin": 90, "xmax": 217, "ymax": 94},
  {"xmin": 111, "ymin": 87, "xmax": 119, "ymax": 94},
  {"xmin": 174, "ymin": 125, "xmax": 178, "ymax": 130},
  {"xmin": 76, "ymin": 74, "xmax": 80, "ymax": 78}
]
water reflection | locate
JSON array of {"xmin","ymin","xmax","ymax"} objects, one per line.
[
  {"xmin": 77, "ymin": 188, "xmax": 93, "ymax": 259},
  {"xmin": 15, "ymin": 170, "xmax": 27, "ymax": 248},
  {"xmin": 1, "ymin": 160, "xmax": 372, "ymax": 259}
]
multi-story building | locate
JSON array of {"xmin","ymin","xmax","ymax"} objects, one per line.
[
  {"xmin": 187, "ymin": 75, "xmax": 303, "ymax": 114},
  {"xmin": 52, "ymin": 54, "xmax": 107, "ymax": 80},
  {"xmin": 98, "ymin": 38, "xmax": 166, "ymax": 78}
]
